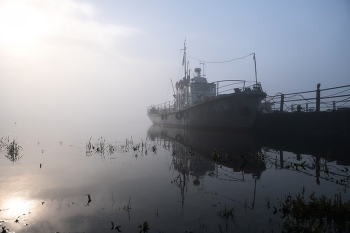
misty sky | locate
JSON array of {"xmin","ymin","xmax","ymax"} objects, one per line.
[{"xmin": 0, "ymin": 0, "xmax": 349, "ymax": 138}]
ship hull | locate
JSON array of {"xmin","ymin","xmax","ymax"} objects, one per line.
[{"xmin": 147, "ymin": 91, "xmax": 265, "ymax": 132}]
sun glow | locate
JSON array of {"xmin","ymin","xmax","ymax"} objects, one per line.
[
  {"xmin": 0, "ymin": 2, "xmax": 49, "ymax": 46},
  {"xmin": 0, "ymin": 0, "xmax": 137, "ymax": 60},
  {"xmin": 2, "ymin": 197, "xmax": 33, "ymax": 218}
]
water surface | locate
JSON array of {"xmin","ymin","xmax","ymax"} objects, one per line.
[{"xmin": 0, "ymin": 123, "xmax": 349, "ymax": 232}]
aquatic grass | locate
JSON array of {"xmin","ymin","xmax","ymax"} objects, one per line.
[
  {"xmin": 138, "ymin": 221, "xmax": 149, "ymax": 233},
  {"xmin": 86, "ymin": 137, "xmax": 112, "ymax": 157},
  {"xmin": 107, "ymin": 143, "xmax": 115, "ymax": 155},
  {"xmin": 152, "ymin": 144, "xmax": 157, "ymax": 153},
  {"xmin": 274, "ymin": 188, "xmax": 350, "ymax": 232},
  {"xmin": 86, "ymin": 137, "xmax": 93, "ymax": 156},
  {"xmin": 4, "ymin": 138, "xmax": 23, "ymax": 163},
  {"xmin": 95, "ymin": 137, "xmax": 106, "ymax": 154},
  {"xmin": 133, "ymin": 143, "xmax": 140, "ymax": 151},
  {"xmin": 85, "ymin": 136, "xmax": 155, "ymax": 160},
  {"xmin": 217, "ymin": 204, "xmax": 235, "ymax": 219}
]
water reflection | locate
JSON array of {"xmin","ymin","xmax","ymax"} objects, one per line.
[
  {"xmin": 148, "ymin": 124, "xmax": 266, "ymax": 178},
  {"xmin": 147, "ymin": 125, "xmax": 266, "ymax": 209},
  {"xmin": 2, "ymin": 197, "xmax": 33, "ymax": 219},
  {"xmin": 256, "ymin": 133, "xmax": 350, "ymax": 188}
]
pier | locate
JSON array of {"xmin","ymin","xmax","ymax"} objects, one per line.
[{"xmin": 253, "ymin": 83, "xmax": 350, "ymax": 141}]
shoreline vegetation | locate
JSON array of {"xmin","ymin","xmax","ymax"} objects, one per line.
[{"xmin": 276, "ymin": 187, "xmax": 350, "ymax": 233}]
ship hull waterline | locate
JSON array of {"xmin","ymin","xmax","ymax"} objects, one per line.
[{"xmin": 147, "ymin": 91, "xmax": 265, "ymax": 133}]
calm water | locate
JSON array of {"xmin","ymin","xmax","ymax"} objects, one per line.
[{"xmin": 0, "ymin": 122, "xmax": 349, "ymax": 233}]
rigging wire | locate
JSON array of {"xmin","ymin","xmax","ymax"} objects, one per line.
[
  {"xmin": 188, "ymin": 53, "xmax": 254, "ymax": 64},
  {"xmin": 165, "ymin": 81, "xmax": 171, "ymax": 102}
]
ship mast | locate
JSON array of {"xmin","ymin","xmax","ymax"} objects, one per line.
[
  {"xmin": 253, "ymin": 53, "xmax": 258, "ymax": 84},
  {"xmin": 182, "ymin": 40, "xmax": 187, "ymax": 80}
]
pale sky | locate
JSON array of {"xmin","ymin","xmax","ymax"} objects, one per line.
[{"xmin": 0, "ymin": 0, "xmax": 349, "ymax": 138}]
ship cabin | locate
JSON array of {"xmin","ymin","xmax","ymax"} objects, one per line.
[{"xmin": 177, "ymin": 68, "xmax": 216, "ymax": 110}]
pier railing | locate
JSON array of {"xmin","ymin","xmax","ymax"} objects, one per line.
[{"xmin": 263, "ymin": 84, "xmax": 350, "ymax": 113}]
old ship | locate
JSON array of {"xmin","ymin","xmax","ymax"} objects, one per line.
[{"xmin": 147, "ymin": 42, "xmax": 266, "ymax": 132}]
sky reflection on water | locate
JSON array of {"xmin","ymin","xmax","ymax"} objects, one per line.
[{"xmin": 0, "ymin": 124, "xmax": 349, "ymax": 233}]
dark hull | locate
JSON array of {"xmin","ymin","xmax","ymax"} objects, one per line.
[{"xmin": 148, "ymin": 91, "xmax": 266, "ymax": 131}]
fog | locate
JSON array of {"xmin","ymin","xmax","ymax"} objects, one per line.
[
  {"xmin": 1, "ymin": 0, "xmax": 349, "ymax": 140},
  {"xmin": 1, "ymin": 2, "xmax": 350, "ymax": 232}
]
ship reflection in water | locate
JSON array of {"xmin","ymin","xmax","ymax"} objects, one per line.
[{"xmin": 147, "ymin": 124, "xmax": 266, "ymax": 208}]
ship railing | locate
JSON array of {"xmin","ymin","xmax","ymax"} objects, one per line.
[
  {"xmin": 190, "ymin": 80, "xmax": 246, "ymax": 98},
  {"xmin": 147, "ymin": 101, "xmax": 176, "ymax": 114},
  {"xmin": 212, "ymin": 80, "xmax": 248, "ymax": 96},
  {"xmin": 263, "ymin": 83, "xmax": 350, "ymax": 113},
  {"xmin": 190, "ymin": 80, "xmax": 259, "ymax": 105},
  {"xmin": 213, "ymin": 80, "xmax": 263, "ymax": 96}
]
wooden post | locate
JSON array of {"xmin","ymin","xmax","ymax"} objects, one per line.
[
  {"xmin": 333, "ymin": 101, "xmax": 336, "ymax": 111},
  {"xmin": 280, "ymin": 94, "xmax": 284, "ymax": 112},
  {"xmin": 316, "ymin": 83, "xmax": 321, "ymax": 112},
  {"xmin": 306, "ymin": 103, "xmax": 308, "ymax": 112}
]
